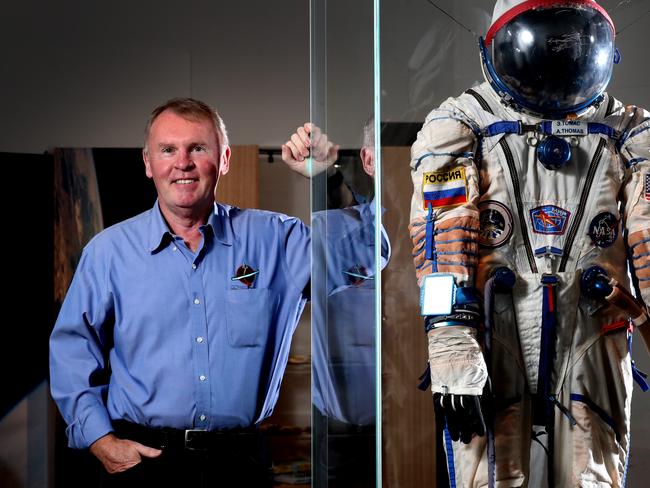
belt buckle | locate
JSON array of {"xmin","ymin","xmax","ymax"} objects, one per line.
[{"xmin": 184, "ymin": 429, "xmax": 209, "ymax": 451}]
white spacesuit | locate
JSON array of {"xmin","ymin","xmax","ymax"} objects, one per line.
[{"xmin": 409, "ymin": 1, "xmax": 650, "ymax": 486}]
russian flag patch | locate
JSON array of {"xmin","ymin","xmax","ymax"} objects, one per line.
[
  {"xmin": 645, "ymin": 173, "xmax": 650, "ymax": 202},
  {"xmin": 422, "ymin": 167, "xmax": 468, "ymax": 209}
]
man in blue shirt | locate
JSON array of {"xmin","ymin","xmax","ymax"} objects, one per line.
[{"xmin": 49, "ymin": 98, "xmax": 310, "ymax": 486}]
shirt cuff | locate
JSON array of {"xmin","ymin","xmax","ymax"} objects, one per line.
[{"xmin": 65, "ymin": 409, "xmax": 114, "ymax": 449}]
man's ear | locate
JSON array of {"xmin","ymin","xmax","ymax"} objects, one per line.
[
  {"xmin": 143, "ymin": 148, "xmax": 153, "ymax": 179},
  {"xmin": 360, "ymin": 147, "xmax": 375, "ymax": 178},
  {"xmin": 219, "ymin": 146, "xmax": 231, "ymax": 176}
]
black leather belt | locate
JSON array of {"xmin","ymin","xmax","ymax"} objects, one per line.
[{"xmin": 112, "ymin": 420, "xmax": 261, "ymax": 452}]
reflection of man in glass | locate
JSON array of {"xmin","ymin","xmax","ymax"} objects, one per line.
[
  {"xmin": 50, "ymin": 98, "xmax": 311, "ymax": 487},
  {"xmin": 409, "ymin": 1, "xmax": 650, "ymax": 486},
  {"xmin": 283, "ymin": 120, "xmax": 389, "ymax": 487}
]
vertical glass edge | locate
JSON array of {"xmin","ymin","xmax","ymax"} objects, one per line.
[
  {"xmin": 374, "ymin": 0, "xmax": 382, "ymax": 486},
  {"xmin": 308, "ymin": 1, "xmax": 315, "ymax": 485}
]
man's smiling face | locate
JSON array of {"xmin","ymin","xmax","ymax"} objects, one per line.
[{"xmin": 143, "ymin": 109, "xmax": 229, "ymax": 220}]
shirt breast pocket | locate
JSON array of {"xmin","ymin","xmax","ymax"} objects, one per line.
[
  {"xmin": 226, "ymin": 288, "xmax": 271, "ymax": 347},
  {"xmin": 327, "ymin": 285, "xmax": 375, "ymax": 347}
]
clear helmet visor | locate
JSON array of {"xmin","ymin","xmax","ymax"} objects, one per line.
[{"xmin": 490, "ymin": 6, "xmax": 615, "ymax": 116}]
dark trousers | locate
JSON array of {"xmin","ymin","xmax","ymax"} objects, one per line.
[
  {"xmin": 99, "ymin": 420, "xmax": 272, "ymax": 488},
  {"xmin": 312, "ymin": 407, "xmax": 376, "ymax": 488}
]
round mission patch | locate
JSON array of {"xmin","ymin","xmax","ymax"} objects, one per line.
[
  {"xmin": 588, "ymin": 212, "xmax": 618, "ymax": 248},
  {"xmin": 479, "ymin": 200, "xmax": 513, "ymax": 248}
]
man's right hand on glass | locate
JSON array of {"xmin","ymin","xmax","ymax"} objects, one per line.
[{"xmin": 281, "ymin": 122, "xmax": 339, "ymax": 177}]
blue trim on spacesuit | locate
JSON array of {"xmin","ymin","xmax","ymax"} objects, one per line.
[
  {"xmin": 435, "ymin": 238, "xmax": 476, "ymax": 245},
  {"xmin": 584, "ymin": 123, "xmax": 619, "ymax": 138},
  {"xmin": 628, "ymin": 332, "xmax": 650, "ymax": 392},
  {"xmin": 624, "ymin": 121, "xmax": 650, "ymax": 142},
  {"xmin": 413, "ymin": 151, "xmax": 475, "ymax": 171},
  {"xmin": 425, "ymin": 204, "xmax": 437, "ymax": 270},
  {"xmin": 626, "ymin": 157, "xmax": 648, "ymax": 168},
  {"xmin": 629, "ymin": 237, "xmax": 650, "ymax": 251},
  {"xmin": 616, "ymin": 108, "xmax": 638, "ymax": 150},
  {"xmin": 411, "ymin": 238, "xmax": 424, "ymax": 252},
  {"xmin": 435, "ymin": 250, "xmax": 478, "ymax": 257},
  {"xmin": 633, "ymin": 261, "xmax": 650, "ymax": 271},
  {"xmin": 443, "ymin": 425, "xmax": 457, "ymax": 488},
  {"xmin": 623, "ymin": 429, "xmax": 631, "ymax": 487},
  {"xmin": 434, "ymin": 226, "xmax": 478, "ymax": 235},
  {"xmin": 419, "ymin": 260, "xmax": 475, "ymax": 270},
  {"xmin": 424, "ymin": 114, "xmax": 483, "ymax": 137},
  {"xmin": 538, "ymin": 275, "xmax": 558, "ymax": 411},
  {"xmin": 569, "ymin": 394, "xmax": 621, "ymax": 442},
  {"xmin": 484, "ymin": 121, "xmax": 520, "ymax": 137}
]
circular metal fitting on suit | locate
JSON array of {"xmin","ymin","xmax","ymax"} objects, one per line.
[{"xmin": 537, "ymin": 136, "xmax": 572, "ymax": 170}]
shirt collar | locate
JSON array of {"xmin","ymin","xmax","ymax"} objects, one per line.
[
  {"xmin": 147, "ymin": 200, "xmax": 233, "ymax": 253},
  {"xmin": 210, "ymin": 202, "xmax": 233, "ymax": 246}
]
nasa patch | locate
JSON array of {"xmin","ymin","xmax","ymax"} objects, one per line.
[
  {"xmin": 588, "ymin": 212, "xmax": 618, "ymax": 248},
  {"xmin": 530, "ymin": 205, "xmax": 571, "ymax": 235},
  {"xmin": 479, "ymin": 200, "xmax": 513, "ymax": 248}
]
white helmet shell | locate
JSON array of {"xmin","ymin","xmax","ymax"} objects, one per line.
[{"xmin": 486, "ymin": 0, "xmax": 615, "ymax": 46}]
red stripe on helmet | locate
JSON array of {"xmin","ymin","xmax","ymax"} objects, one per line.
[{"xmin": 485, "ymin": 0, "xmax": 615, "ymax": 46}]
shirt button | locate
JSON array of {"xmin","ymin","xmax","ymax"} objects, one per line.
[
  {"xmin": 199, "ymin": 375, "xmax": 207, "ymax": 381},
  {"xmin": 192, "ymin": 264, "xmax": 197, "ymax": 270},
  {"xmin": 196, "ymin": 336, "xmax": 204, "ymax": 343},
  {"xmin": 199, "ymin": 414, "xmax": 206, "ymax": 421},
  {"xmin": 194, "ymin": 298, "xmax": 200, "ymax": 305},
  {"xmin": 172, "ymin": 246, "xmax": 177, "ymax": 251}
]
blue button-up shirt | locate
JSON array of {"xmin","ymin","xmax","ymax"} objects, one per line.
[
  {"xmin": 50, "ymin": 201, "xmax": 310, "ymax": 449},
  {"xmin": 311, "ymin": 201, "xmax": 390, "ymax": 425}
]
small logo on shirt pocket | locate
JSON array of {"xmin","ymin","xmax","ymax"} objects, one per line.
[{"xmin": 231, "ymin": 264, "xmax": 259, "ymax": 288}]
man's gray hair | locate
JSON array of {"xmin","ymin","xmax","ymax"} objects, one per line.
[
  {"xmin": 362, "ymin": 116, "xmax": 375, "ymax": 150},
  {"xmin": 143, "ymin": 97, "xmax": 229, "ymax": 152}
]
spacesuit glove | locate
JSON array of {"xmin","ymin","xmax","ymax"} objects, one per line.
[
  {"xmin": 433, "ymin": 393, "xmax": 486, "ymax": 444},
  {"xmin": 427, "ymin": 326, "xmax": 488, "ymax": 395}
]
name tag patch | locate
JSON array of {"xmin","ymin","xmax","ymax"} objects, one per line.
[
  {"xmin": 530, "ymin": 205, "xmax": 571, "ymax": 235},
  {"xmin": 422, "ymin": 167, "xmax": 468, "ymax": 209},
  {"xmin": 552, "ymin": 121, "xmax": 588, "ymax": 137}
]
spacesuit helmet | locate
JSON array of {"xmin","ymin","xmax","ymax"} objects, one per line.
[{"xmin": 480, "ymin": 0, "xmax": 617, "ymax": 118}]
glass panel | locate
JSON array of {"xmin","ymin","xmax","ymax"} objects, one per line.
[
  {"xmin": 380, "ymin": 0, "xmax": 650, "ymax": 486},
  {"xmin": 310, "ymin": 0, "xmax": 380, "ymax": 486}
]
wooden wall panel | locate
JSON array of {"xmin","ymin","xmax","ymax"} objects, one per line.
[
  {"xmin": 381, "ymin": 146, "xmax": 437, "ymax": 487},
  {"xmin": 216, "ymin": 145, "xmax": 260, "ymax": 209},
  {"xmin": 53, "ymin": 148, "xmax": 104, "ymax": 304}
]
